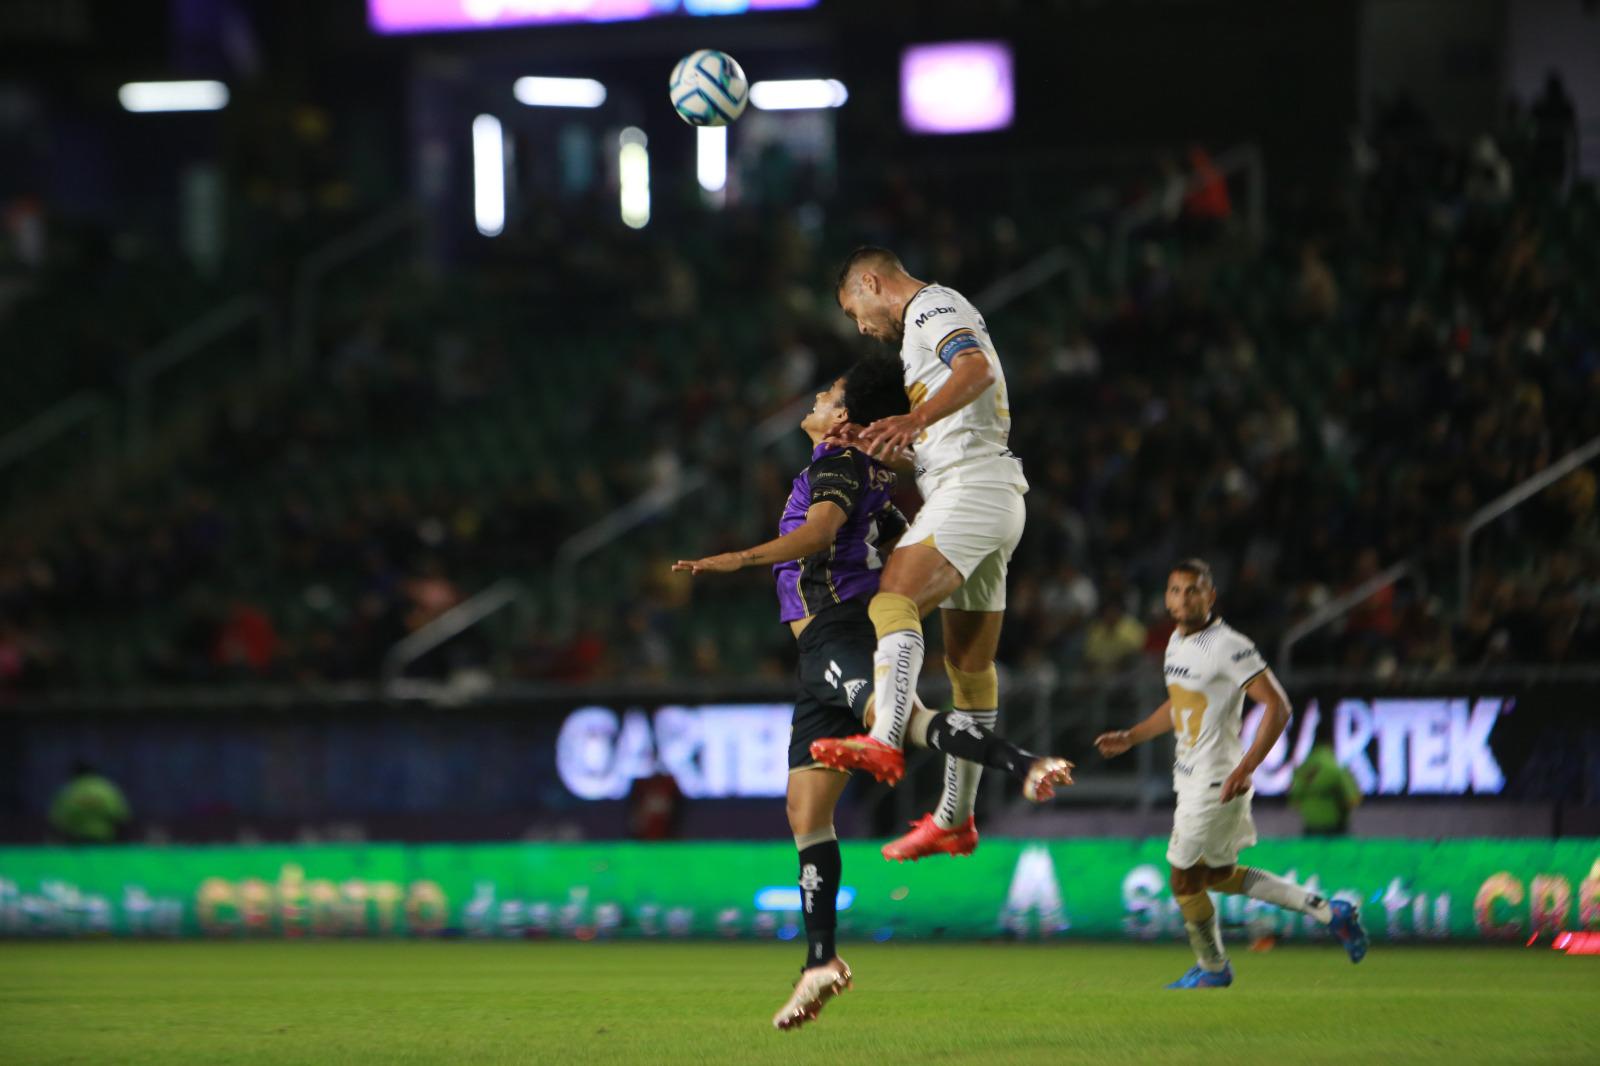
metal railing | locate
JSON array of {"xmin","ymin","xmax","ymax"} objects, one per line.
[
  {"xmin": 1109, "ymin": 142, "xmax": 1265, "ymax": 286},
  {"xmin": 291, "ymin": 205, "xmax": 420, "ymax": 369},
  {"xmin": 555, "ymin": 470, "xmax": 713, "ymax": 569},
  {"xmin": 973, "ymin": 244, "xmax": 1090, "ymax": 315},
  {"xmin": 1278, "ymin": 559, "xmax": 1427, "ymax": 675},
  {"xmin": 127, "ymin": 294, "xmax": 277, "ymax": 454},
  {"xmin": 1, "ymin": 206, "xmax": 421, "ymax": 530},
  {"xmin": 381, "ymin": 578, "xmax": 533, "ymax": 695},
  {"xmin": 2, "ymin": 295, "xmax": 276, "ymax": 528},
  {"xmin": 547, "ymin": 469, "xmax": 714, "ymax": 625},
  {"xmin": 1271, "ymin": 435, "xmax": 1599, "ymax": 672},
  {"xmin": 1458, "ymin": 433, "xmax": 1600, "ymax": 613},
  {"xmin": 0, "ymin": 392, "xmax": 115, "ymax": 501}
]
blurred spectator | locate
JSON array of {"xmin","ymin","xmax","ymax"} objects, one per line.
[
  {"xmin": 0, "ymin": 619, "xmax": 54, "ymax": 691},
  {"xmin": 212, "ymin": 599, "xmax": 281, "ymax": 676},
  {"xmin": 1290, "ymin": 241, "xmax": 1340, "ymax": 321},
  {"xmin": 1053, "ymin": 326, "xmax": 1102, "ymax": 379},
  {"xmin": 1287, "ymin": 724, "xmax": 1361, "ymax": 836},
  {"xmin": 1039, "ymin": 561, "xmax": 1099, "ymax": 630},
  {"xmin": 691, "ymin": 635, "xmax": 724, "ymax": 678},
  {"xmin": 1464, "ymin": 135, "xmax": 1513, "ymax": 208},
  {"xmin": 1342, "ymin": 549, "xmax": 1397, "ymax": 642},
  {"xmin": 1181, "ymin": 144, "xmax": 1233, "ymax": 238},
  {"xmin": 1082, "ymin": 602, "xmax": 1147, "ymax": 675},
  {"xmin": 404, "ymin": 559, "xmax": 463, "ymax": 632},
  {"xmin": 49, "ymin": 760, "xmax": 131, "ymax": 843},
  {"xmin": 627, "ymin": 772, "xmax": 683, "ymax": 841}
]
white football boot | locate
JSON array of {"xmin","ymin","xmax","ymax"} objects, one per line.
[
  {"xmin": 771, "ymin": 957, "xmax": 852, "ymax": 1031},
  {"xmin": 1023, "ymin": 757, "xmax": 1074, "ymax": 802}
]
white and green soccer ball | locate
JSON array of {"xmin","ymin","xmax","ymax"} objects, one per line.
[{"xmin": 669, "ymin": 49, "xmax": 749, "ymax": 127}]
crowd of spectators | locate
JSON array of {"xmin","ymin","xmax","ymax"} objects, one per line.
[
  {"xmin": 998, "ymin": 97, "xmax": 1598, "ymax": 677},
  {"xmin": 1, "ymin": 93, "xmax": 1596, "ymax": 693}
]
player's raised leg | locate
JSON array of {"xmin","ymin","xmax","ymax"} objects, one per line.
[
  {"xmin": 865, "ymin": 545, "xmax": 963, "ymax": 747},
  {"xmin": 1210, "ymin": 865, "xmax": 1368, "ymax": 962},
  {"xmin": 905, "ymin": 699, "xmax": 1072, "ymax": 802},
  {"xmin": 772, "ymin": 767, "xmax": 853, "ymax": 1031},
  {"xmin": 814, "ymin": 546, "xmax": 962, "ymax": 786},
  {"xmin": 1168, "ymin": 863, "xmax": 1234, "ymax": 989},
  {"xmin": 879, "ymin": 512, "xmax": 1021, "ymax": 861},
  {"xmin": 813, "ymin": 694, "xmax": 1072, "ymax": 807}
]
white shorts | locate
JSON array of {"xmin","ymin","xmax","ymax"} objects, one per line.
[
  {"xmin": 900, "ymin": 481, "xmax": 1026, "ymax": 613},
  {"xmin": 1166, "ymin": 789, "xmax": 1257, "ymax": 869}
]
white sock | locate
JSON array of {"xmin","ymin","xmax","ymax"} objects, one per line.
[
  {"xmin": 1241, "ymin": 867, "xmax": 1334, "ymax": 923},
  {"xmin": 1185, "ymin": 910, "xmax": 1228, "ymax": 972},
  {"xmin": 933, "ymin": 708, "xmax": 996, "ymax": 828},
  {"xmin": 866, "ymin": 630, "xmax": 923, "ymax": 749}
]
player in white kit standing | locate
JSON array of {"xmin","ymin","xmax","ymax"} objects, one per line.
[
  {"xmin": 1096, "ymin": 559, "xmax": 1369, "ymax": 987},
  {"xmin": 811, "ymin": 246, "xmax": 1031, "ymax": 861}
]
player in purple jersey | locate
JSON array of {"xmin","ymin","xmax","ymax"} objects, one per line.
[{"xmin": 675, "ymin": 357, "xmax": 1073, "ymax": 1030}]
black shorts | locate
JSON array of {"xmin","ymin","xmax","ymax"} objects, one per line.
[{"xmin": 789, "ymin": 599, "xmax": 877, "ymax": 770}]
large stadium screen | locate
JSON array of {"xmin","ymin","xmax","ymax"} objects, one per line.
[
  {"xmin": 901, "ymin": 40, "xmax": 1014, "ymax": 134},
  {"xmin": 368, "ymin": 0, "xmax": 817, "ymax": 35}
]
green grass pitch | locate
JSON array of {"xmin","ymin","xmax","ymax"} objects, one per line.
[{"xmin": 2, "ymin": 941, "xmax": 1597, "ymax": 1065}]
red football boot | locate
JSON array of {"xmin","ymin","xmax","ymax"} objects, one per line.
[
  {"xmin": 880, "ymin": 813, "xmax": 978, "ymax": 862},
  {"xmin": 809, "ymin": 735, "xmax": 906, "ymax": 786}
]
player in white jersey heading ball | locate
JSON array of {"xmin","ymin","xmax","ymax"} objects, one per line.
[
  {"xmin": 811, "ymin": 246, "xmax": 1032, "ymax": 862},
  {"xmin": 1096, "ymin": 559, "xmax": 1369, "ymax": 988}
]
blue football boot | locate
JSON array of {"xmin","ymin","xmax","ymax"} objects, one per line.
[
  {"xmin": 1328, "ymin": 899, "xmax": 1369, "ymax": 963},
  {"xmin": 1166, "ymin": 962, "xmax": 1234, "ymax": 989}
]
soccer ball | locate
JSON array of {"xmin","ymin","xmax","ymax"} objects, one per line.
[{"xmin": 669, "ymin": 50, "xmax": 749, "ymax": 127}]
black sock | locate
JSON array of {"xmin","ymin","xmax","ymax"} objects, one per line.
[
  {"xmin": 798, "ymin": 838, "xmax": 841, "ymax": 968},
  {"xmin": 925, "ymin": 710, "xmax": 1037, "ymax": 779}
]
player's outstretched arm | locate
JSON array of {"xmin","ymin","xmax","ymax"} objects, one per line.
[
  {"xmin": 672, "ymin": 502, "xmax": 847, "ymax": 575},
  {"xmin": 1094, "ymin": 699, "xmax": 1174, "ymax": 759},
  {"xmin": 858, "ymin": 353, "xmax": 994, "ymax": 460},
  {"xmin": 1220, "ymin": 669, "xmax": 1292, "ymax": 802}
]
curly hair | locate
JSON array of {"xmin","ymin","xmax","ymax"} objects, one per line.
[{"xmin": 841, "ymin": 356, "xmax": 909, "ymax": 427}]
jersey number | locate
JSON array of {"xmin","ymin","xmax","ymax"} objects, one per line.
[{"xmin": 1168, "ymin": 686, "xmax": 1208, "ymax": 747}]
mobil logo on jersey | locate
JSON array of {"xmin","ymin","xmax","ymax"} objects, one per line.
[
  {"xmin": 912, "ymin": 305, "xmax": 956, "ymax": 327},
  {"xmin": 1242, "ymin": 696, "xmax": 1510, "ymax": 797}
]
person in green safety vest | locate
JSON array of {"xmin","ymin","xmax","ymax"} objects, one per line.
[
  {"xmin": 1288, "ymin": 722, "xmax": 1362, "ymax": 835},
  {"xmin": 48, "ymin": 760, "xmax": 131, "ymax": 843}
]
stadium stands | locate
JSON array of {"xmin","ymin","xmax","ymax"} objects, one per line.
[{"xmin": 1, "ymin": 119, "xmax": 1596, "ymax": 693}]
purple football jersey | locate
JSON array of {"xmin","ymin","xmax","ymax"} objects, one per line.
[{"xmin": 773, "ymin": 444, "xmax": 906, "ymax": 623}]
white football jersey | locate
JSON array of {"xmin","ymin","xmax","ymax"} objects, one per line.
[
  {"xmin": 898, "ymin": 284, "xmax": 1028, "ymax": 496},
  {"xmin": 1162, "ymin": 617, "xmax": 1268, "ymax": 796}
]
